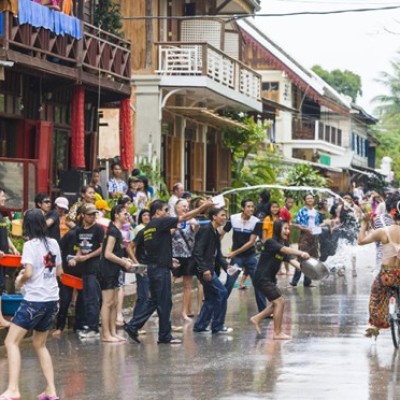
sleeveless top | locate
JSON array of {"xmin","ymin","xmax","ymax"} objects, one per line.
[{"xmin": 382, "ymin": 226, "xmax": 400, "ymax": 260}]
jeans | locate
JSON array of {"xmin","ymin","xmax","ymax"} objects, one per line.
[
  {"xmin": 225, "ymin": 255, "xmax": 266, "ymax": 312},
  {"xmin": 291, "ymin": 269, "xmax": 312, "ymax": 287},
  {"xmin": 56, "ymin": 282, "xmax": 85, "ymax": 331},
  {"xmin": 132, "ymin": 273, "xmax": 150, "ymax": 319},
  {"xmin": 82, "ymin": 274, "xmax": 101, "ymax": 332},
  {"xmin": 12, "ymin": 300, "xmax": 58, "ymax": 332},
  {"xmin": 194, "ymin": 272, "xmax": 228, "ymax": 333},
  {"xmin": 127, "ymin": 265, "xmax": 173, "ymax": 342}
]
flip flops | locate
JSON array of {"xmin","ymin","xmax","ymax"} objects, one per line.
[
  {"xmin": 37, "ymin": 393, "xmax": 60, "ymax": 400},
  {"xmin": 0, "ymin": 396, "xmax": 21, "ymax": 400}
]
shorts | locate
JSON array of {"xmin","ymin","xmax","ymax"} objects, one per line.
[
  {"xmin": 256, "ymin": 281, "xmax": 282, "ymax": 302},
  {"xmin": 98, "ymin": 274, "xmax": 119, "ymax": 290},
  {"xmin": 12, "ymin": 300, "xmax": 59, "ymax": 332},
  {"xmin": 171, "ymin": 257, "xmax": 195, "ymax": 278}
]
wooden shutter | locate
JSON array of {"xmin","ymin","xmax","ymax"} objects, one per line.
[
  {"xmin": 190, "ymin": 141, "xmax": 204, "ymax": 191},
  {"xmin": 218, "ymin": 147, "xmax": 231, "ymax": 189},
  {"xmin": 206, "ymin": 143, "xmax": 217, "ymax": 192},
  {"xmin": 164, "ymin": 135, "xmax": 182, "ymax": 190}
]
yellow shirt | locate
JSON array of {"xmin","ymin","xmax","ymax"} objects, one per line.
[{"xmin": 262, "ymin": 215, "xmax": 279, "ymax": 240}]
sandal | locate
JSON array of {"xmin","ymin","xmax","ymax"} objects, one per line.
[
  {"xmin": 364, "ymin": 326, "xmax": 379, "ymax": 339},
  {"xmin": 37, "ymin": 393, "xmax": 60, "ymax": 400},
  {"xmin": 0, "ymin": 396, "xmax": 21, "ymax": 400}
]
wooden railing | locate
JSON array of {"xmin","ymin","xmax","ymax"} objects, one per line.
[
  {"xmin": 156, "ymin": 42, "xmax": 261, "ymax": 101},
  {"xmin": 0, "ymin": 11, "xmax": 131, "ymax": 83},
  {"xmin": 292, "ymin": 118, "xmax": 316, "ymax": 140}
]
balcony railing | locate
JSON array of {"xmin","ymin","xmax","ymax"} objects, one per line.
[
  {"xmin": 0, "ymin": 10, "xmax": 131, "ymax": 83},
  {"xmin": 292, "ymin": 118, "xmax": 343, "ymax": 147},
  {"xmin": 292, "ymin": 118, "xmax": 315, "ymax": 140},
  {"xmin": 156, "ymin": 42, "xmax": 261, "ymax": 102}
]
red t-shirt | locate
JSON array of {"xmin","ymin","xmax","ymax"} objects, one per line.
[{"xmin": 279, "ymin": 207, "xmax": 291, "ymax": 223}]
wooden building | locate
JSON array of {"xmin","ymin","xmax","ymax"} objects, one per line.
[
  {"xmin": 0, "ymin": 0, "xmax": 131, "ymax": 209},
  {"xmin": 121, "ymin": 0, "xmax": 262, "ymax": 192}
]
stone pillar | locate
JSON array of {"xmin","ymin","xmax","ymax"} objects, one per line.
[{"xmin": 131, "ymin": 75, "xmax": 161, "ymax": 160}]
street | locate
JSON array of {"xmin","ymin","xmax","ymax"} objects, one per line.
[{"xmin": 1, "ymin": 252, "xmax": 399, "ymax": 400}]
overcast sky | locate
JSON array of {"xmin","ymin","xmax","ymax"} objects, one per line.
[{"xmin": 253, "ymin": 0, "xmax": 400, "ymax": 114}]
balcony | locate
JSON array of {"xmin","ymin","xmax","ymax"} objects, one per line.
[
  {"xmin": 0, "ymin": 1, "xmax": 131, "ymax": 95},
  {"xmin": 156, "ymin": 42, "xmax": 262, "ymax": 112},
  {"xmin": 290, "ymin": 117, "xmax": 345, "ymax": 156}
]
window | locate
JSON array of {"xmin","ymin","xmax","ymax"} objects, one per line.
[{"xmin": 262, "ymin": 82, "xmax": 279, "ymax": 91}]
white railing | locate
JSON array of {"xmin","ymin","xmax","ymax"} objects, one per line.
[{"xmin": 156, "ymin": 42, "xmax": 261, "ymax": 101}]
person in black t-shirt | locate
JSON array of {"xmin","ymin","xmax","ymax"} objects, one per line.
[
  {"xmin": 251, "ymin": 219, "xmax": 310, "ymax": 340},
  {"xmin": 35, "ymin": 192, "xmax": 60, "ymax": 243},
  {"xmin": 53, "ymin": 227, "xmax": 86, "ymax": 337},
  {"xmin": 0, "ymin": 188, "xmax": 19, "ymax": 329},
  {"xmin": 69, "ymin": 204, "xmax": 104, "ymax": 339},
  {"xmin": 124, "ymin": 198, "xmax": 212, "ymax": 344},
  {"xmin": 99, "ymin": 204, "xmax": 134, "ymax": 343}
]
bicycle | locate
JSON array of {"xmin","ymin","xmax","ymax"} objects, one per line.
[{"xmin": 389, "ymin": 286, "xmax": 400, "ymax": 349}]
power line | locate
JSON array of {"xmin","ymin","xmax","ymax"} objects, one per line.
[{"xmin": 121, "ymin": 5, "xmax": 400, "ymax": 20}]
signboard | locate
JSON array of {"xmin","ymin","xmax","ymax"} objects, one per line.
[{"xmin": 98, "ymin": 108, "xmax": 120, "ymax": 159}]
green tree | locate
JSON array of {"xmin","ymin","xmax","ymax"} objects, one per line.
[
  {"xmin": 372, "ymin": 52, "xmax": 400, "ymax": 183},
  {"xmin": 284, "ymin": 164, "xmax": 327, "ymax": 204},
  {"xmin": 223, "ymin": 116, "xmax": 282, "ymax": 210},
  {"xmin": 312, "ymin": 65, "xmax": 362, "ymax": 102},
  {"xmin": 94, "ymin": 0, "xmax": 124, "ymax": 37}
]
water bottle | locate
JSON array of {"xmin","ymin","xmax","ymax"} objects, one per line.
[{"xmin": 389, "ymin": 296, "xmax": 396, "ymax": 315}]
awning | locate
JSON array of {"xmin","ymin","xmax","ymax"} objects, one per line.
[
  {"xmin": 262, "ymin": 97, "xmax": 298, "ymax": 113},
  {"xmin": 165, "ymin": 106, "xmax": 246, "ymax": 129},
  {"xmin": 284, "ymin": 157, "xmax": 343, "ymax": 173}
]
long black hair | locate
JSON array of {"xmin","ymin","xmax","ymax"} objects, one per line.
[
  {"xmin": 272, "ymin": 219, "xmax": 288, "ymax": 242},
  {"xmin": 23, "ymin": 209, "xmax": 49, "ymax": 249}
]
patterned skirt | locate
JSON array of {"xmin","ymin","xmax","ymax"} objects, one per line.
[{"xmin": 369, "ymin": 265, "xmax": 400, "ymax": 329}]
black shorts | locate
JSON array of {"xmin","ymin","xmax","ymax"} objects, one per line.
[
  {"xmin": 98, "ymin": 274, "xmax": 119, "ymax": 291},
  {"xmin": 257, "ymin": 281, "xmax": 282, "ymax": 302},
  {"xmin": 171, "ymin": 257, "xmax": 195, "ymax": 278}
]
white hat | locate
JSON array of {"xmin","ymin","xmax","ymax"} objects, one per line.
[{"xmin": 55, "ymin": 197, "xmax": 69, "ymax": 210}]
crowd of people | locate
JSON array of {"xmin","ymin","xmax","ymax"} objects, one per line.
[{"xmin": 0, "ymin": 168, "xmax": 399, "ymax": 399}]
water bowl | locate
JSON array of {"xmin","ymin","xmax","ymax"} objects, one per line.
[
  {"xmin": 0, "ymin": 255, "xmax": 22, "ymax": 267},
  {"xmin": 60, "ymin": 273, "xmax": 83, "ymax": 290},
  {"xmin": 300, "ymin": 257, "xmax": 329, "ymax": 280},
  {"xmin": 1, "ymin": 293, "xmax": 23, "ymax": 315}
]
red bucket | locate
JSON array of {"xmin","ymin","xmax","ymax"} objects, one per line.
[
  {"xmin": 0, "ymin": 255, "xmax": 22, "ymax": 267},
  {"xmin": 61, "ymin": 273, "xmax": 83, "ymax": 290}
]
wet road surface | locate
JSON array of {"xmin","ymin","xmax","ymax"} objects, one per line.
[{"xmin": 1, "ymin": 251, "xmax": 399, "ymax": 400}]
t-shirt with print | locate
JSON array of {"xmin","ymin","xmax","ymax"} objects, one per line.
[
  {"xmin": 0, "ymin": 213, "xmax": 9, "ymax": 253},
  {"xmin": 76, "ymin": 223, "xmax": 104, "ymax": 275},
  {"xmin": 172, "ymin": 223, "xmax": 195, "ymax": 258},
  {"xmin": 46, "ymin": 209, "xmax": 60, "ymax": 243},
  {"xmin": 100, "ymin": 224, "xmax": 124, "ymax": 278},
  {"xmin": 60, "ymin": 227, "xmax": 81, "ymax": 276},
  {"xmin": 254, "ymin": 238, "xmax": 291, "ymax": 284},
  {"xmin": 142, "ymin": 217, "xmax": 179, "ymax": 268},
  {"xmin": 223, "ymin": 213, "xmax": 259, "ymax": 257},
  {"xmin": 133, "ymin": 228, "xmax": 148, "ymax": 264},
  {"xmin": 21, "ymin": 238, "xmax": 61, "ymax": 302}
]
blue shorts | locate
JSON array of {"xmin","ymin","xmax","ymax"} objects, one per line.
[{"xmin": 12, "ymin": 300, "xmax": 59, "ymax": 332}]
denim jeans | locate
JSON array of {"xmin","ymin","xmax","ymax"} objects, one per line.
[
  {"xmin": 225, "ymin": 254, "xmax": 267, "ymax": 312},
  {"xmin": 82, "ymin": 274, "xmax": 101, "ymax": 332},
  {"xmin": 56, "ymin": 282, "xmax": 85, "ymax": 331},
  {"xmin": 291, "ymin": 269, "xmax": 312, "ymax": 287},
  {"xmin": 132, "ymin": 273, "xmax": 150, "ymax": 319},
  {"xmin": 194, "ymin": 272, "xmax": 228, "ymax": 333},
  {"xmin": 127, "ymin": 265, "xmax": 173, "ymax": 342},
  {"xmin": 12, "ymin": 300, "xmax": 59, "ymax": 332}
]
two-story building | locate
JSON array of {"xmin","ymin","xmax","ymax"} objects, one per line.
[
  {"xmin": 237, "ymin": 19, "xmax": 379, "ymax": 192},
  {"xmin": 0, "ymin": 0, "xmax": 131, "ymax": 209},
  {"xmin": 121, "ymin": 0, "xmax": 263, "ymax": 192}
]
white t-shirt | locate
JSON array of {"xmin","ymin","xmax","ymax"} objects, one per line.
[
  {"xmin": 21, "ymin": 238, "xmax": 61, "ymax": 302},
  {"xmin": 307, "ymin": 208, "xmax": 317, "ymax": 229}
]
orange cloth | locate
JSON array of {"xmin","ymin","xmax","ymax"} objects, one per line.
[
  {"xmin": 262, "ymin": 215, "xmax": 279, "ymax": 240},
  {"xmin": 62, "ymin": 0, "xmax": 72, "ymax": 15},
  {"xmin": 0, "ymin": 0, "xmax": 18, "ymax": 14}
]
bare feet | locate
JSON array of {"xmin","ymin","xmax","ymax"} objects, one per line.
[
  {"xmin": 273, "ymin": 332, "xmax": 291, "ymax": 340},
  {"xmin": 182, "ymin": 314, "xmax": 193, "ymax": 322},
  {"xmin": 102, "ymin": 336, "xmax": 120, "ymax": 343},
  {"xmin": 113, "ymin": 334, "xmax": 127, "ymax": 342},
  {"xmin": 52, "ymin": 329, "xmax": 62, "ymax": 338},
  {"xmin": 250, "ymin": 316, "xmax": 262, "ymax": 335},
  {"xmin": 138, "ymin": 329, "xmax": 147, "ymax": 335}
]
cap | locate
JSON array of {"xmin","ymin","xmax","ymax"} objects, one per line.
[
  {"xmin": 95, "ymin": 199, "xmax": 111, "ymax": 211},
  {"xmin": 54, "ymin": 197, "xmax": 69, "ymax": 210},
  {"xmin": 82, "ymin": 204, "xmax": 99, "ymax": 215}
]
